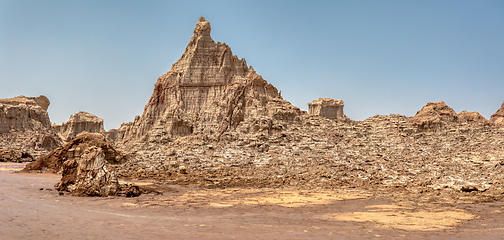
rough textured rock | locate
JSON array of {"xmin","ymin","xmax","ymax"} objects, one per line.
[
  {"xmin": 458, "ymin": 111, "xmax": 488, "ymax": 123},
  {"xmin": 114, "ymin": 17, "xmax": 302, "ymax": 144},
  {"xmin": 0, "ymin": 95, "xmax": 52, "ymax": 133},
  {"xmin": 23, "ymin": 132, "xmax": 124, "ymax": 173},
  {"xmin": 490, "ymin": 102, "xmax": 504, "ymax": 125},
  {"xmin": 57, "ymin": 111, "xmax": 105, "ymax": 141},
  {"xmin": 55, "ymin": 146, "xmax": 120, "ymax": 196},
  {"xmin": 0, "ymin": 95, "xmax": 61, "ymax": 158},
  {"xmin": 409, "ymin": 101, "xmax": 458, "ymax": 131},
  {"xmin": 308, "ymin": 98, "xmax": 347, "ymax": 120}
]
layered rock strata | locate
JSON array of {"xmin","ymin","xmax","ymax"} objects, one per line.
[
  {"xmin": 308, "ymin": 98, "xmax": 347, "ymax": 120},
  {"xmin": 114, "ymin": 17, "xmax": 302, "ymax": 144},
  {"xmin": 0, "ymin": 95, "xmax": 61, "ymax": 158},
  {"xmin": 56, "ymin": 111, "xmax": 105, "ymax": 141}
]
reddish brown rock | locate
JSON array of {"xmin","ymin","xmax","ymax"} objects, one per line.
[
  {"xmin": 490, "ymin": 102, "xmax": 504, "ymax": 125},
  {"xmin": 458, "ymin": 111, "xmax": 488, "ymax": 123},
  {"xmin": 409, "ymin": 101, "xmax": 458, "ymax": 131}
]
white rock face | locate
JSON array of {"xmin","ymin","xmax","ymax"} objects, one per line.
[{"xmin": 308, "ymin": 98, "xmax": 346, "ymax": 120}]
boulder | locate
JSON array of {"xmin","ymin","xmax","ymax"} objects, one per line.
[
  {"xmin": 56, "ymin": 146, "xmax": 119, "ymax": 196},
  {"xmin": 308, "ymin": 98, "xmax": 347, "ymax": 120}
]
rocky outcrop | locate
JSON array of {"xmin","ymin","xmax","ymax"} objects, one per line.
[
  {"xmin": 23, "ymin": 132, "xmax": 124, "ymax": 173},
  {"xmin": 458, "ymin": 111, "xmax": 488, "ymax": 123},
  {"xmin": 0, "ymin": 95, "xmax": 61, "ymax": 158},
  {"xmin": 409, "ymin": 101, "xmax": 458, "ymax": 131},
  {"xmin": 308, "ymin": 98, "xmax": 347, "ymax": 120},
  {"xmin": 55, "ymin": 146, "xmax": 120, "ymax": 196},
  {"xmin": 490, "ymin": 102, "xmax": 504, "ymax": 125},
  {"xmin": 114, "ymin": 17, "xmax": 302, "ymax": 144},
  {"xmin": 57, "ymin": 111, "xmax": 105, "ymax": 141},
  {"xmin": 0, "ymin": 95, "xmax": 51, "ymax": 133}
]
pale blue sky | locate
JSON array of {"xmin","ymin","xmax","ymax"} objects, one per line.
[{"xmin": 1, "ymin": 0, "xmax": 503, "ymax": 129}]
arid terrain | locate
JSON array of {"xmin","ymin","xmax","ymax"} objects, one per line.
[
  {"xmin": 2, "ymin": 163, "xmax": 504, "ymax": 239},
  {"xmin": 2, "ymin": 17, "xmax": 504, "ymax": 239}
]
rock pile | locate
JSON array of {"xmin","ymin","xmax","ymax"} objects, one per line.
[
  {"xmin": 308, "ymin": 98, "xmax": 347, "ymax": 120},
  {"xmin": 0, "ymin": 95, "xmax": 61, "ymax": 158}
]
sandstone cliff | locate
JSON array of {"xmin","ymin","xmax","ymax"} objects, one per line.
[
  {"xmin": 0, "ymin": 95, "xmax": 61, "ymax": 158},
  {"xmin": 56, "ymin": 111, "xmax": 105, "ymax": 141},
  {"xmin": 114, "ymin": 17, "xmax": 302, "ymax": 144}
]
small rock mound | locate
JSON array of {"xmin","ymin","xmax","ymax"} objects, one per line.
[
  {"xmin": 410, "ymin": 101, "xmax": 458, "ymax": 131},
  {"xmin": 23, "ymin": 132, "xmax": 124, "ymax": 173},
  {"xmin": 490, "ymin": 102, "xmax": 504, "ymax": 125},
  {"xmin": 458, "ymin": 111, "xmax": 488, "ymax": 123}
]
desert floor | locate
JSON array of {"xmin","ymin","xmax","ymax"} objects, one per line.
[{"xmin": 1, "ymin": 162, "xmax": 504, "ymax": 240}]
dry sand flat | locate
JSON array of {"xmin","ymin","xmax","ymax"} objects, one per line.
[{"xmin": 2, "ymin": 165, "xmax": 504, "ymax": 239}]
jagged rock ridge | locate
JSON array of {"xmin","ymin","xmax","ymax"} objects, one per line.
[{"xmin": 114, "ymin": 17, "xmax": 302, "ymax": 144}]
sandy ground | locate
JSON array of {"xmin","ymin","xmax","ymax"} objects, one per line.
[{"xmin": 1, "ymin": 163, "xmax": 504, "ymax": 239}]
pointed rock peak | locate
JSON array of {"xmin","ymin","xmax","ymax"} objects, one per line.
[{"xmin": 193, "ymin": 16, "xmax": 211, "ymax": 37}]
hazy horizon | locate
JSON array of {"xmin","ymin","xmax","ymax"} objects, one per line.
[{"xmin": 1, "ymin": 0, "xmax": 503, "ymax": 130}]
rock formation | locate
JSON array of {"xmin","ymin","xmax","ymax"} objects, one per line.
[
  {"xmin": 56, "ymin": 111, "xmax": 105, "ymax": 141},
  {"xmin": 308, "ymin": 98, "xmax": 347, "ymax": 120},
  {"xmin": 113, "ymin": 17, "xmax": 302, "ymax": 144},
  {"xmin": 490, "ymin": 102, "xmax": 504, "ymax": 125},
  {"xmin": 409, "ymin": 101, "xmax": 458, "ymax": 131},
  {"xmin": 0, "ymin": 95, "xmax": 51, "ymax": 133},
  {"xmin": 23, "ymin": 132, "xmax": 124, "ymax": 173},
  {"xmin": 458, "ymin": 111, "xmax": 488, "ymax": 123},
  {"xmin": 55, "ymin": 146, "xmax": 120, "ymax": 196},
  {"xmin": 0, "ymin": 95, "xmax": 61, "ymax": 158}
]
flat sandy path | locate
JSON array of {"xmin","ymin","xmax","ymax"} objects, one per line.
[{"xmin": 1, "ymin": 165, "xmax": 504, "ymax": 239}]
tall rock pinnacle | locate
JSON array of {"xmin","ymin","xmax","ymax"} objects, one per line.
[{"xmin": 116, "ymin": 17, "xmax": 301, "ymax": 143}]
